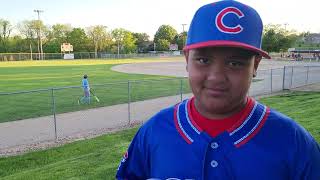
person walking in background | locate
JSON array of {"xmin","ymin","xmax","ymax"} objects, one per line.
[
  {"xmin": 116, "ymin": 0, "xmax": 320, "ymax": 179},
  {"xmin": 81, "ymin": 74, "xmax": 90, "ymax": 104}
]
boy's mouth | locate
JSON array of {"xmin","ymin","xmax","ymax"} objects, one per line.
[{"xmin": 204, "ymin": 87, "xmax": 227, "ymax": 96}]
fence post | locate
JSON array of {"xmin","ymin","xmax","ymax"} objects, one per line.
[
  {"xmin": 127, "ymin": 80, "xmax": 131, "ymax": 125},
  {"xmin": 290, "ymin": 66, "xmax": 294, "ymax": 89},
  {"xmin": 51, "ymin": 88, "xmax": 57, "ymax": 141},
  {"xmin": 270, "ymin": 69, "xmax": 273, "ymax": 93},
  {"xmin": 282, "ymin": 66, "xmax": 286, "ymax": 90},
  {"xmin": 180, "ymin": 79, "xmax": 183, "ymax": 102},
  {"xmin": 306, "ymin": 66, "xmax": 310, "ymax": 85}
]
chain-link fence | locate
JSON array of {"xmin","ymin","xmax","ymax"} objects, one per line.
[
  {"xmin": 2, "ymin": 52, "xmax": 320, "ymax": 61},
  {"xmin": 0, "ymin": 66, "xmax": 320, "ymax": 149},
  {"xmin": 0, "ymin": 52, "xmax": 183, "ymax": 61}
]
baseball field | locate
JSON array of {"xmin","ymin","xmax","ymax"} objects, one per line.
[
  {"xmin": 0, "ymin": 58, "xmax": 319, "ymax": 179},
  {"xmin": 0, "ymin": 58, "xmax": 191, "ymax": 123}
]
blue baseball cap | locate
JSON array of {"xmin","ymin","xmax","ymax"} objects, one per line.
[{"xmin": 184, "ymin": 0, "xmax": 271, "ymax": 59}]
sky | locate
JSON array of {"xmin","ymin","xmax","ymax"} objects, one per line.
[{"xmin": 2, "ymin": 0, "xmax": 319, "ymax": 38}]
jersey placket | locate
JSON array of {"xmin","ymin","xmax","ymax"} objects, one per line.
[
  {"xmin": 176, "ymin": 100, "xmax": 237, "ymax": 179},
  {"xmin": 201, "ymin": 132, "xmax": 236, "ymax": 179}
]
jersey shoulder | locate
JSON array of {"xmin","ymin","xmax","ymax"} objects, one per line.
[
  {"xmin": 138, "ymin": 104, "xmax": 176, "ymax": 136},
  {"xmin": 260, "ymin": 103, "xmax": 319, "ymax": 158},
  {"xmin": 266, "ymin": 107, "xmax": 314, "ymax": 141},
  {"xmin": 143, "ymin": 104, "xmax": 175, "ymax": 125}
]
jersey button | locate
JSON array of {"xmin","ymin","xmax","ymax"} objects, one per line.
[
  {"xmin": 211, "ymin": 142, "xmax": 219, "ymax": 149},
  {"xmin": 211, "ymin": 160, "xmax": 218, "ymax": 168}
]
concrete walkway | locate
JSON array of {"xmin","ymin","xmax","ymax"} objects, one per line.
[{"xmin": 0, "ymin": 93, "xmax": 192, "ymax": 154}]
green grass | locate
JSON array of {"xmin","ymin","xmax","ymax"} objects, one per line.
[
  {"xmin": 259, "ymin": 91, "xmax": 320, "ymax": 141},
  {"xmin": 0, "ymin": 58, "xmax": 183, "ymax": 92},
  {"xmin": 0, "ymin": 127, "xmax": 139, "ymax": 179},
  {"xmin": 0, "ymin": 58, "xmax": 191, "ymax": 123},
  {"xmin": 0, "ymin": 91, "xmax": 319, "ymax": 179}
]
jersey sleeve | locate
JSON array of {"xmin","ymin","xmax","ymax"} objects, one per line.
[
  {"xmin": 116, "ymin": 128, "xmax": 148, "ymax": 180},
  {"xmin": 291, "ymin": 125, "xmax": 320, "ymax": 180}
]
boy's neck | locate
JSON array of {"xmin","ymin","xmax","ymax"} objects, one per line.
[{"xmin": 194, "ymin": 97, "xmax": 248, "ymax": 120}]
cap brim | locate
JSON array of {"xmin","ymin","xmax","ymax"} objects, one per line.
[{"xmin": 183, "ymin": 40, "xmax": 271, "ymax": 59}]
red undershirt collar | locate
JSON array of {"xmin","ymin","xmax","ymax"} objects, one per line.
[{"xmin": 189, "ymin": 96, "xmax": 255, "ymax": 137}]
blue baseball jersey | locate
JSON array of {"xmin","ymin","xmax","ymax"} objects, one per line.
[
  {"xmin": 116, "ymin": 99, "xmax": 320, "ymax": 180},
  {"xmin": 82, "ymin": 79, "xmax": 89, "ymax": 90}
]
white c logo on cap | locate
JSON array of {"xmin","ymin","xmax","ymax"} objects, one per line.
[{"xmin": 215, "ymin": 7, "xmax": 244, "ymax": 34}]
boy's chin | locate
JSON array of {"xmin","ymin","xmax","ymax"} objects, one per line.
[{"xmin": 201, "ymin": 104, "xmax": 233, "ymax": 118}]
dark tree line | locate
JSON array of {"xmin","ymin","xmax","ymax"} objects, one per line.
[{"xmin": 0, "ymin": 18, "xmax": 313, "ymax": 54}]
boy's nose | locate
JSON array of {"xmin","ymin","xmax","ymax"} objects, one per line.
[{"xmin": 207, "ymin": 62, "xmax": 227, "ymax": 82}]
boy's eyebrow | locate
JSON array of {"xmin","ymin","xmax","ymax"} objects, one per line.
[
  {"xmin": 228, "ymin": 55, "xmax": 250, "ymax": 58},
  {"xmin": 228, "ymin": 54, "xmax": 253, "ymax": 59},
  {"xmin": 192, "ymin": 50, "xmax": 208, "ymax": 55}
]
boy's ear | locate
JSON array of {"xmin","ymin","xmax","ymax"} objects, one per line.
[
  {"xmin": 253, "ymin": 55, "xmax": 262, "ymax": 77},
  {"xmin": 253, "ymin": 72, "xmax": 257, "ymax": 78},
  {"xmin": 184, "ymin": 51, "xmax": 189, "ymax": 61},
  {"xmin": 184, "ymin": 50, "xmax": 189, "ymax": 72},
  {"xmin": 254, "ymin": 55, "xmax": 262, "ymax": 70}
]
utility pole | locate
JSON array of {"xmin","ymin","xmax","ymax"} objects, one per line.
[
  {"xmin": 116, "ymin": 32, "xmax": 124, "ymax": 59},
  {"xmin": 117, "ymin": 40, "xmax": 120, "ymax": 59},
  {"xmin": 34, "ymin": 9, "xmax": 44, "ymax": 60},
  {"xmin": 181, "ymin": 24, "xmax": 187, "ymax": 50},
  {"xmin": 181, "ymin": 23, "xmax": 187, "ymax": 32},
  {"xmin": 284, "ymin": 23, "xmax": 288, "ymax": 31}
]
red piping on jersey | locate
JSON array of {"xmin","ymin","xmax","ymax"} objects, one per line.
[
  {"xmin": 174, "ymin": 104, "xmax": 192, "ymax": 144},
  {"xmin": 187, "ymin": 98, "xmax": 203, "ymax": 132},
  {"xmin": 235, "ymin": 107, "xmax": 270, "ymax": 148},
  {"xmin": 228, "ymin": 97, "xmax": 255, "ymax": 132}
]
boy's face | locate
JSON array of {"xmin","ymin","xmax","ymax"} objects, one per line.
[{"xmin": 186, "ymin": 47, "xmax": 261, "ymax": 119}]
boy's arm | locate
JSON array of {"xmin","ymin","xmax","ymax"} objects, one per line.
[
  {"xmin": 292, "ymin": 128, "xmax": 320, "ymax": 180},
  {"xmin": 116, "ymin": 128, "xmax": 148, "ymax": 180}
]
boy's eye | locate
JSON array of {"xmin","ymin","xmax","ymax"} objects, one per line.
[
  {"xmin": 227, "ymin": 60, "xmax": 245, "ymax": 67},
  {"xmin": 196, "ymin": 58, "xmax": 210, "ymax": 64}
]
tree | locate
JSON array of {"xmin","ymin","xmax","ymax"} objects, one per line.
[
  {"xmin": 8, "ymin": 35, "xmax": 28, "ymax": 53},
  {"xmin": 154, "ymin": 25, "xmax": 178, "ymax": 51},
  {"xmin": 17, "ymin": 20, "xmax": 40, "ymax": 57},
  {"xmin": 33, "ymin": 19, "xmax": 48, "ymax": 59},
  {"xmin": 133, "ymin": 32, "xmax": 151, "ymax": 53},
  {"xmin": 45, "ymin": 24, "xmax": 72, "ymax": 53},
  {"xmin": 111, "ymin": 28, "xmax": 137, "ymax": 54},
  {"xmin": 51, "ymin": 24, "xmax": 72, "ymax": 41},
  {"xmin": 174, "ymin": 31, "xmax": 187, "ymax": 50},
  {"xmin": 87, "ymin": 25, "xmax": 108, "ymax": 58},
  {"xmin": 156, "ymin": 39, "xmax": 170, "ymax": 51},
  {"xmin": 111, "ymin": 28, "xmax": 126, "ymax": 55},
  {"xmin": 122, "ymin": 31, "xmax": 137, "ymax": 54},
  {"xmin": 19, "ymin": 20, "xmax": 48, "ymax": 58},
  {"xmin": 0, "ymin": 19, "xmax": 13, "ymax": 52},
  {"xmin": 262, "ymin": 24, "xmax": 298, "ymax": 53},
  {"xmin": 67, "ymin": 28, "xmax": 90, "ymax": 52},
  {"xmin": 294, "ymin": 31, "xmax": 320, "ymax": 49}
]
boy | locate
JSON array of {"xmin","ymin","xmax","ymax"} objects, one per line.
[
  {"xmin": 116, "ymin": 0, "xmax": 320, "ymax": 179},
  {"xmin": 82, "ymin": 74, "xmax": 90, "ymax": 104}
]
